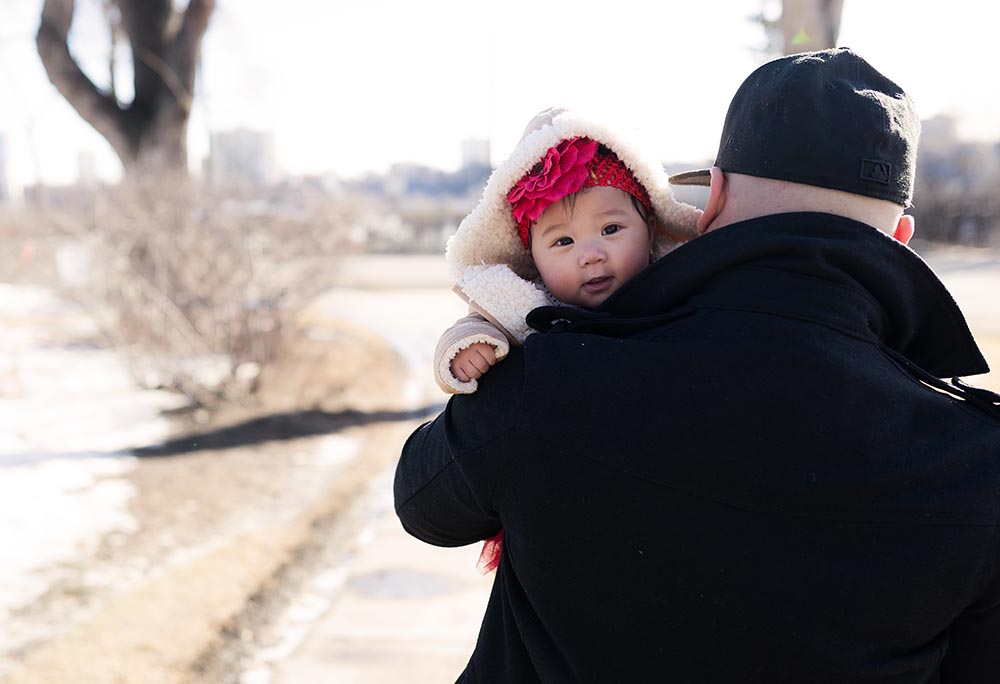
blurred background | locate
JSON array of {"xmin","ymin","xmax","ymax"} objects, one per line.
[{"xmin": 1, "ymin": 1, "xmax": 998, "ymax": 682}]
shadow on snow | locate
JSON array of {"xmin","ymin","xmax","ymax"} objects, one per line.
[
  {"xmin": 132, "ymin": 404, "xmax": 445, "ymax": 458},
  {"xmin": 0, "ymin": 404, "xmax": 444, "ymax": 467}
]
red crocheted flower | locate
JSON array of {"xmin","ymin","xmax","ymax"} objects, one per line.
[{"xmin": 507, "ymin": 137, "xmax": 599, "ymax": 226}]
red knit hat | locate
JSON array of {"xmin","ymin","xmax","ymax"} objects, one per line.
[{"xmin": 506, "ymin": 137, "xmax": 652, "ymax": 249}]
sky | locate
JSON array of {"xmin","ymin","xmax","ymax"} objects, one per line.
[{"xmin": 1, "ymin": 0, "xmax": 999, "ymax": 189}]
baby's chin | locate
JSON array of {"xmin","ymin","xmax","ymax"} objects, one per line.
[{"xmin": 566, "ymin": 289, "xmax": 617, "ymax": 310}]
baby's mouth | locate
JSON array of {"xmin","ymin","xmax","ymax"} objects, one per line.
[{"xmin": 582, "ymin": 276, "xmax": 613, "ymax": 293}]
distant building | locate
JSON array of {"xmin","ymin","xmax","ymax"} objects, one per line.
[
  {"xmin": 919, "ymin": 115, "xmax": 960, "ymax": 155},
  {"xmin": 207, "ymin": 129, "xmax": 279, "ymax": 187},
  {"xmin": 461, "ymin": 138, "xmax": 491, "ymax": 169},
  {"xmin": 912, "ymin": 114, "xmax": 1000, "ymax": 245},
  {"xmin": 0, "ymin": 133, "xmax": 10, "ymax": 202}
]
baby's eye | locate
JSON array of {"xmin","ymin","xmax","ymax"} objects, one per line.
[
  {"xmin": 553, "ymin": 237, "xmax": 574, "ymax": 247},
  {"xmin": 602, "ymin": 224, "xmax": 622, "ymax": 235}
]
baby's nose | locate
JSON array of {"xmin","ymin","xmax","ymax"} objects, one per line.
[{"xmin": 579, "ymin": 243, "xmax": 607, "ymax": 266}]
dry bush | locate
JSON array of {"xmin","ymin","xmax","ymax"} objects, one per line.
[{"xmin": 51, "ymin": 177, "xmax": 359, "ymax": 408}]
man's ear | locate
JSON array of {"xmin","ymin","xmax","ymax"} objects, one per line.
[
  {"xmin": 696, "ymin": 167, "xmax": 726, "ymax": 235},
  {"xmin": 893, "ymin": 214, "xmax": 915, "ymax": 245}
]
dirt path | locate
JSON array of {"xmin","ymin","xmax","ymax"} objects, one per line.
[
  {"xmin": 6, "ymin": 420, "xmax": 424, "ymax": 684},
  {"xmin": 2, "ymin": 328, "xmax": 422, "ymax": 683},
  {"xmin": 2, "ymin": 255, "xmax": 465, "ymax": 684}
]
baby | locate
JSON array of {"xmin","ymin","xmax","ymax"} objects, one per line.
[
  {"xmin": 435, "ymin": 107, "xmax": 701, "ymax": 395},
  {"xmin": 432, "ymin": 108, "xmax": 702, "ymax": 572}
]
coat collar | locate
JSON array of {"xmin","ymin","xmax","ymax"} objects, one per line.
[{"xmin": 527, "ymin": 212, "xmax": 988, "ymax": 379}]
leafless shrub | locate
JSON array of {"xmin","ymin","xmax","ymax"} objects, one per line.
[{"xmin": 50, "ymin": 177, "xmax": 359, "ymax": 408}]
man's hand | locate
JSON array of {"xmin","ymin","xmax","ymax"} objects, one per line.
[{"xmin": 451, "ymin": 342, "xmax": 498, "ymax": 383}]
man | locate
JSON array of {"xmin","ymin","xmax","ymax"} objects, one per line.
[{"xmin": 395, "ymin": 48, "xmax": 1000, "ymax": 682}]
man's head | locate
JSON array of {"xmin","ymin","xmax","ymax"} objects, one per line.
[{"xmin": 671, "ymin": 48, "xmax": 920, "ymax": 242}]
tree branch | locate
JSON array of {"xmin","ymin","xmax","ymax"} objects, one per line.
[
  {"xmin": 114, "ymin": 0, "xmax": 170, "ymax": 109},
  {"xmin": 36, "ymin": 0, "xmax": 131, "ymax": 161},
  {"xmin": 134, "ymin": 47, "xmax": 193, "ymax": 111},
  {"xmin": 170, "ymin": 0, "xmax": 215, "ymax": 95},
  {"xmin": 103, "ymin": 0, "xmax": 118, "ymax": 103}
]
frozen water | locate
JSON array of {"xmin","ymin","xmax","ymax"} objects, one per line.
[{"xmin": 0, "ymin": 283, "xmax": 182, "ymax": 629}]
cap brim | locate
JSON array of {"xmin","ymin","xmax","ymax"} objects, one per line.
[{"xmin": 668, "ymin": 169, "xmax": 711, "ymax": 187}]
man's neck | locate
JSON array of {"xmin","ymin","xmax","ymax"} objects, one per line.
[{"xmin": 708, "ymin": 175, "xmax": 903, "ymax": 237}]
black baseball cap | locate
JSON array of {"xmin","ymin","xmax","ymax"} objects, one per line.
[{"xmin": 670, "ymin": 48, "xmax": 919, "ymax": 207}]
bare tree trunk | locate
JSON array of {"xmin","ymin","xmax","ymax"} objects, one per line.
[
  {"xmin": 776, "ymin": 0, "xmax": 844, "ymax": 54},
  {"xmin": 36, "ymin": 0, "xmax": 215, "ymax": 178}
]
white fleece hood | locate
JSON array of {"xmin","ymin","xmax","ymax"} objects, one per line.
[{"xmin": 445, "ymin": 107, "xmax": 702, "ymax": 344}]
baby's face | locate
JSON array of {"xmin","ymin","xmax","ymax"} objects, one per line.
[{"xmin": 530, "ymin": 186, "xmax": 652, "ymax": 309}]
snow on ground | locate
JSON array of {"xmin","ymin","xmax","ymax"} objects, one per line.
[
  {"xmin": 0, "ymin": 284, "xmax": 185, "ymax": 629},
  {"xmin": 0, "ymin": 256, "xmax": 463, "ymax": 665},
  {"xmin": 308, "ymin": 286, "xmax": 465, "ymax": 406},
  {"xmin": 313, "ymin": 254, "xmax": 467, "ymax": 404}
]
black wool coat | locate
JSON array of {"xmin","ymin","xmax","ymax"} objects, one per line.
[{"xmin": 394, "ymin": 213, "xmax": 1000, "ymax": 683}]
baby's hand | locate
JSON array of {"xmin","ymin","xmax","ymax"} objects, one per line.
[{"xmin": 451, "ymin": 343, "xmax": 498, "ymax": 383}]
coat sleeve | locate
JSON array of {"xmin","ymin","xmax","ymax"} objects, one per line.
[
  {"xmin": 434, "ymin": 311, "xmax": 510, "ymax": 395},
  {"xmin": 395, "ymin": 347, "xmax": 525, "ymax": 547},
  {"xmin": 939, "ymin": 539, "xmax": 1000, "ymax": 682}
]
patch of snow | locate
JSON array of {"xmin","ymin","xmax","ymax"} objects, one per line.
[
  {"xmin": 0, "ymin": 457, "xmax": 138, "ymax": 619},
  {"xmin": 0, "ymin": 283, "xmax": 183, "ymax": 636}
]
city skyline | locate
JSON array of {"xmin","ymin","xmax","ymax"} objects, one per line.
[{"xmin": 1, "ymin": 0, "xmax": 999, "ymax": 190}]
